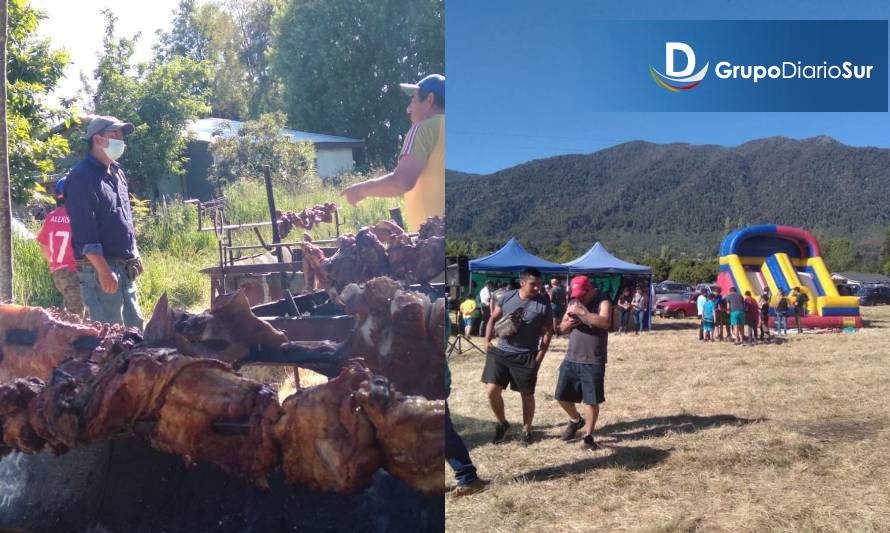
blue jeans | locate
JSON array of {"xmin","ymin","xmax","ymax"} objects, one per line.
[
  {"xmin": 776, "ymin": 313, "xmax": 788, "ymax": 333},
  {"xmin": 79, "ymin": 261, "xmax": 143, "ymax": 328},
  {"xmin": 445, "ymin": 404, "xmax": 478, "ymax": 486},
  {"xmin": 634, "ymin": 309, "xmax": 645, "ymax": 333}
]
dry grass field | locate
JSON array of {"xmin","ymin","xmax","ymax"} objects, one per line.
[{"xmin": 445, "ymin": 306, "xmax": 890, "ymax": 532}]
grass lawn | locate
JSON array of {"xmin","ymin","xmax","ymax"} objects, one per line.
[{"xmin": 445, "ymin": 306, "xmax": 890, "ymax": 532}]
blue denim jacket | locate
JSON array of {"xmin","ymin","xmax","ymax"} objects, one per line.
[{"xmin": 65, "ymin": 153, "xmax": 137, "ymax": 260}]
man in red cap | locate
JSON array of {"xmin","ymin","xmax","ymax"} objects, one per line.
[{"xmin": 555, "ymin": 275, "xmax": 612, "ymax": 450}]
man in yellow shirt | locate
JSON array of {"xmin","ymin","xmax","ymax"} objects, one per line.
[
  {"xmin": 342, "ymin": 74, "xmax": 444, "ymax": 231},
  {"xmin": 459, "ymin": 295, "xmax": 477, "ymax": 337}
]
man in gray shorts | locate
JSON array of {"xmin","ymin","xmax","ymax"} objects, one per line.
[
  {"xmin": 483, "ymin": 267, "xmax": 553, "ymax": 445},
  {"xmin": 555, "ymin": 276, "xmax": 611, "ymax": 450}
]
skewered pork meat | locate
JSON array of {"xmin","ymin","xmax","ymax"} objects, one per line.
[
  {"xmin": 276, "ymin": 203, "xmax": 338, "ymax": 237},
  {"xmin": 0, "ymin": 347, "xmax": 442, "ymax": 494},
  {"xmin": 301, "ymin": 216, "xmax": 444, "ymax": 292},
  {"xmin": 341, "ymin": 277, "xmax": 446, "ymax": 399}
]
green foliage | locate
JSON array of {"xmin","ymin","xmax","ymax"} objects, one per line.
[
  {"xmin": 270, "ymin": 0, "xmax": 444, "ymax": 166},
  {"xmin": 137, "ymin": 252, "xmax": 209, "ymax": 316},
  {"xmin": 5, "ymin": 0, "xmax": 73, "ymax": 202},
  {"xmin": 92, "ymin": 10, "xmax": 212, "ymax": 197},
  {"xmin": 12, "ymin": 232, "xmax": 60, "ymax": 307},
  {"xmin": 155, "ymin": 0, "xmax": 281, "ymax": 120},
  {"xmin": 821, "ymin": 238, "xmax": 861, "ymax": 272},
  {"xmin": 639, "ymin": 257, "xmax": 671, "ymax": 283},
  {"xmin": 668, "ymin": 258, "xmax": 719, "ymax": 284},
  {"xmin": 137, "ymin": 200, "xmax": 216, "ymax": 259},
  {"xmin": 209, "ymin": 112, "xmax": 317, "ymax": 189},
  {"xmin": 880, "ymin": 228, "xmax": 890, "ymax": 276}
]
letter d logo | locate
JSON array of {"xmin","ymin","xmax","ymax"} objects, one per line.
[
  {"xmin": 666, "ymin": 42, "xmax": 695, "ymax": 77},
  {"xmin": 650, "ymin": 42, "xmax": 709, "ymax": 92}
]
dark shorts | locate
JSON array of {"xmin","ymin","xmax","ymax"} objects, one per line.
[
  {"xmin": 481, "ymin": 346, "xmax": 538, "ymax": 393},
  {"xmin": 554, "ymin": 360, "xmax": 605, "ymax": 405},
  {"xmin": 552, "ymin": 305, "xmax": 566, "ymax": 320},
  {"xmin": 715, "ymin": 310, "xmax": 728, "ymax": 326}
]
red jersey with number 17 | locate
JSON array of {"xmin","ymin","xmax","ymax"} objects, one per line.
[{"xmin": 37, "ymin": 206, "xmax": 77, "ymax": 273}]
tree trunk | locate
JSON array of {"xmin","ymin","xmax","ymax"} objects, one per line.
[{"xmin": 0, "ymin": 0, "xmax": 11, "ymax": 300}]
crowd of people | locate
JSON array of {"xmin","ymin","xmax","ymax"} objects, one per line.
[{"xmin": 696, "ymin": 285, "xmax": 810, "ymax": 344}]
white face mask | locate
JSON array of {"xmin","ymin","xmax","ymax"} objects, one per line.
[{"xmin": 103, "ymin": 138, "xmax": 126, "ymax": 161}]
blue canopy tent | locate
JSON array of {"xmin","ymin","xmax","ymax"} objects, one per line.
[
  {"xmin": 468, "ymin": 238, "xmax": 566, "ymax": 273},
  {"xmin": 562, "ymin": 242, "xmax": 654, "ymax": 331}
]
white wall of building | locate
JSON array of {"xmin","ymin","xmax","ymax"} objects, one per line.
[{"xmin": 316, "ymin": 147, "xmax": 355, "ymax": 177}]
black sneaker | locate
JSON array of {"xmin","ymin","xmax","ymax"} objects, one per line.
[
  {"xmin": 492, "ymin": 421, "xmax": 510, "ymax": 444},
  {"xmin": 561, "ymin": 417, "xmax": 585, "ymax": 441},
  {"xmin": 581, "ymin": 434, "xmax": 599, "ymax": 450},
  {"xmin": 518, "ymin": 430, "xmax": 533, "ymax": 446}
]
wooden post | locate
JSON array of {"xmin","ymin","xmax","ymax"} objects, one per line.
[
  {"xmin": 0, "ymin": 1, "xmax": 12, "ymax": 300},
  {"xmin": 263, "ymin": 165, "xmax": 287, "ymax": 294}
]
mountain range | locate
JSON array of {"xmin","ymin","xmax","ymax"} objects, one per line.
[{"xmin": 445, "ymin": 136, "xmax": 890, "ymax": 261}]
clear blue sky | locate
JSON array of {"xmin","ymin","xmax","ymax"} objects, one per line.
[{"xmin": 446, "ymin": 0, "xmax": 890, "ymax": 174}]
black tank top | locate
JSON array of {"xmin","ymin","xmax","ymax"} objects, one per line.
[{"xmin": 565, "ymin": 296, "xmax": 608, "ymax": 365}]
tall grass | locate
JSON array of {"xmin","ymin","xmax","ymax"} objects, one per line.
[
  {"xmin": 12, "ymin": 232, "xmax": 60, "ymax": 308},
  {"xmin": 136, "ymin": 251, "xmax": 209, "ymax": 318}
]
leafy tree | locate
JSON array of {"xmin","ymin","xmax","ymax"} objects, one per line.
[
  {"xmin": 880, "ymin": 228, "xmax": 890, "ymax": 276},
  {"xmin": 92, "ymin": 10, "xmax": 212, "ymax": 197},
  {"xmin": 155, "ymin": 0, "xmax": 250, "ymax": 120},
  {"xmin": 227, "ymin": 0, "xmax": 282, "ymax": 117},
  {"xmin": 209, "ymin": 112, "xmax": 317, "ymax": 188},
  {"xmin": 640, "ymin": 256, "xmax": 671, "ymax": 282},
  {"xmin": 821, "ymin": 238, "xmax": 860, "ymax": 272},
  {"xmin": 553, "ymin": 240, "xmax": 577, "ymax": 263},
  {"xmin": 6, "ymin": 0, "xmax": 71, "ymax": 202},
  {"xmin": 271, "ymin": 0, "xmax": 444, "ymax": 166}
]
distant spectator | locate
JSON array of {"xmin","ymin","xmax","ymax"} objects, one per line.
[
  {"xmin": 631, "ymin": 286, "xmax": 647, "ymax": 335},
  {"xmin": 701, "ymin": 293, "xmax": 717, "ymax": 341},
  {"xmin": 459, "ymin": 295, "xmax": 477, "ymax": 337},
  {"xmin": 744, "ymin": 291, "xmax": 759, "ymax": 345},
  {"xmin": 791, "ymin": 287, "xmax": 808, "ymax": 334},
  {"xmin": 758, "ymin": 292, "xmax": 771, "ymax": 340},
  {"xmin": 478, "ymin": 281, "xmax": 493, "ymax": 336},
  {"xmin": 36, "ymin": 178, "xmax": 85, "ymax": 318},
  {"xmin": 775, "ymin": 289, "xmax": 790, "ymax": 335},
  {"xmin": 616, "ymin": 287, "xmax": 632, "ymax": 335},
  {"xmin": 713, "ymin": 286, "xmax": 729, "ymax": 341},
  {"xmin": 548, "ymin": 278, "xmax": 567, "ymax": 333},
  {"xmin": 696, "ymin": 290, "xmax": 708, "ymax": 341},
  {"xmin": 725, "ymin": 287, "xmax": 745, "ymax": 346}
]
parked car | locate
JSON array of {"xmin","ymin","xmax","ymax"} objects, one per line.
[
  {"xmin": 857, "ymin": 285, "xmax": 890, "ymax": 306},
  {"xmin": 654, "ymin": 292, "xmax": 700, "ymax": 318},
  {"xmin": 655, "ymin": 281, "xmax": 695, "ymax": 294},
  {"xmin": 695, "ymin": 283, "xmax": 720, "ymax": 295}
]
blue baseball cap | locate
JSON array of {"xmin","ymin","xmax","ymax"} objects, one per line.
[
  {"xmin": 55, "ymin": 177, "xmax": 66, "ymax": 200},
  {"xmin": 400, "ymin": 74, "xmax": 444, "ymax": 99}
]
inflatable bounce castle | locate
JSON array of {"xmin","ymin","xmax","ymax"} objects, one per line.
[{"xmin": 717, "ymin": 225, "xmax": 862, "ymax": 329}]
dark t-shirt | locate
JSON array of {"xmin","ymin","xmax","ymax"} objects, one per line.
[
  {"xmin": 495, "ymin": 289, "xmax": 553, "ymax": 353},
  {"xmin": 726, "ymin": 292, "xmax": 745, "ymax": 312},
  {"xmin": 776, "ymin": 297, "xmax": 789, "ymax": 313},
  {"xmin": 794, "ymin": 292, "xmax": 809, "ymax": 311},
  {"xmin": 549, "ymin": 285, "xmax": 566, "ymax": 308},
  {"xmin": 565, "ymin": 296, "xmax": 608, "ymax": 365}
]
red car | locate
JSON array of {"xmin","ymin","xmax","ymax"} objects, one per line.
[{"xmin": 654, "ymin": 292, "xmax": 701, "ymax": 318}]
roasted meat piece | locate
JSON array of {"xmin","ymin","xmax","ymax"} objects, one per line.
[
  {"xmin": 272, "ymin": 362, "xmax": 381, "ymax": 494},
  {"xmin": 144, "ymin": 291, "xmax": 288, "ymax": 365},
  {"xmin": 356, "ymin": 375, "xmax": 445, "ymax": 495},
  {"xmin": 0, "ymin": 303, "xmax": 102, "ymax": 382},
  {"xmin": 276, "ymin": 203, "xmax": 338, "ymax": 237},
  {"xmin": 0, "ymin": 377, "xmax": 45, "ymax": 456}
]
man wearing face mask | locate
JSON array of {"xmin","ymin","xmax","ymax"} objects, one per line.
[
  {"xmin": 65, "ymin": 115, "xmax": 144, "ymax": 328},
  {"xmin": 341, "ymin": 74, "xmax": 444, "ymax": 231}
]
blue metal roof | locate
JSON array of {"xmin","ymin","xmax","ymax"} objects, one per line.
[{"xmin": 186, "ymin": 118, "xmax": 363, "ymax": 146}]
